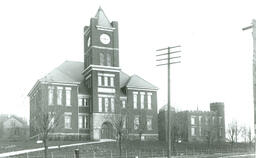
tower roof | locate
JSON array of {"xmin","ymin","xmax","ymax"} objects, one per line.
[{"xmin": 95, "ymin": 7, "xmax": 112, "ymax": 28}]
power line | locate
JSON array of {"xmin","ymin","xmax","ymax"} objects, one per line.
[{"xmin": 155, "ymin": 45, "xmax": 181, "ymax": 158}]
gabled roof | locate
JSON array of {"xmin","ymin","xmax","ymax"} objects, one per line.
[
  {"xmin": 126, "ymin": 75, "xmax": 158, "ymax": 90},
  {"xmin": 120, "ymin": 71, "xmax": 130, "ymax": 88},
  {"xmin": 94, "ymin": 7, "xmax": 112, "ymax": 28},
  {"xmin": 1, "ymin": 115, "xmax": 27, "ymax": 127},
  {"xmin": 29, "ymin": 61, "xmax": 158, "ymax": 96},
  {"xmin": 39, "ymin": 61, "xmax": 83, "ymax": 84}
]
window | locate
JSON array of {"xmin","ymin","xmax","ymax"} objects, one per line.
[
  {"xmin": 85, "ymin": 98, "xmax": 89, "ymax": 107},
  {"xmin": 48, "ymin": 112, "xmax": 55, "ymax": 128},
  {"xmin": 100, "ymin": 53, "xmax": 104, "ymax": 65},
  {"xmin": 105, "ymin": 98, "xmax": 109, "ymax": 112},
  {"xmin": 98, "ymin": 98, "xmax": 102, "ymax": 112},
  {"xmin": 49, "ymin": 117, "xmax": 54, "ymax": 128},
  {"xmin": 78, "ymin": 97, "xmax": 89, "ymax": 107},
  {"xmin": 78, "ymin": 98, "xmax": 83, "ymax": 106},
  {"xmin": 64, "ymin": 115, "xmax": 71, "ymax": 129},
  {"xmin": 198, "ymin": 116, "xmax": 202, "ymax": 125},
  {"xmin": 134, "ymin": 116, "xmax": 139, "ymax": 130},
  {"xmin": 219, "ymin": 128, "xmax": 222, "ymax": 137},
  {"xmin": 191, "ymin": 116, "xmax": 196, "ymax": 125},
  {"xmin": 104, "ymin": 76, "xmax": 108, "ymax": 86},
  {"xmin": 191, "ymin": 127, "xmax": 196, "ymax": 136},
  {"xmin": 140, "ymin": 92, "xmax": 145, "ymax": 109},
  {"xmin": 78, "ymin": 115, "xmax": 83, "ymax": 129},
  {"xmin": 57, "ymin": 87, "xmax": 63, "ymax": 105},
  {"xmin": 218, "ymin": 117, "xmax": 222, "ymax": 124},
  {"xmin": 111, "ymin": 98, "xmax": 114, "ymax": 112},
  {"xmin": 65, "ymin": 87, "xmax": 71, "ymax": 106},
  {"xmin": 122, "ymin": 116, "xmax": 126, "ymax": 129},
  {"xmin": 133, "ymin": 92, "xmax": 138, "ymax": 109},
  {"xmin": 147, "ymin": 93, "xmax": 152, "ymax": 109},
  {"xmin": 110, "ymin": 77, "xmax": 114, "ymax": 87},
  {"xmin": 85, "ymin": 115, "xmax": 89, "ymax": 128},
  {"xmin": 205, "ymin": 117, "xmax": 208, "ymax": 125},
  {"xmin": 98, "ymin": 76, "xmax": 102, "ymax": 86},
  {"xmin": 147, "ymin": 117, "xmax": 152, "ymax": 130},
  {"xmin": 199, "ymin": 127, "xmax": 202, "ymax": 136},
  {"xmin": 78, "ymin": 115, "xmax": 87, "ymax": 129},
  {"xmin": 212, "ymin": 116, "xmax": 215, "ymax": 124},
  {"xmin": 122, "ymin": 100, "xmax": 126, "ymax": 108},
  {"xmin": 48, "ymin": 86, "xmax": 54, "ymax": 105},
  {"xmin": 106, "ymin": 53, "xmax": 111, "ymax": 66}
]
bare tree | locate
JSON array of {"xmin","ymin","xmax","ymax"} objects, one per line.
[
  {"xmin": 227, "ymin": 121, "xmax": 236, "ymax": 144},
  {"xmin": 102, "ymin": 96, "xmax": 129, "ymax": 158},
  {"xmin": 247, "ymin": 127, "xmax": 253, "ymax": 144},
  {"xmin": 137, "ymin": 117, "xmax": 147, "ymax": 141},
  {"xmin": 31, "ymin": 105, "xmax": 62, "ymax": 158},
  {"xmin": 112, "ymin": 115, "xmax": 127, "ymax": 158},
  {"xmin": 227, "ymin": 120, "xmax": 242, "ymax": 150},
  {"xmin": 241, "ymin": 126, "xmax": 248, "ymax": 143},
  {"xmin": 234, "ymin": 122, "xmax": 242, "ymax": 143}
]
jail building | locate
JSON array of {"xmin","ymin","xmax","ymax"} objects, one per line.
[
  {"xmin": 158, "ymin": 102, "xmax": 225, "ymax": 143},
  {"xmin": 28, "ymin": 7, "xmax": 158, "ymax": 140}
]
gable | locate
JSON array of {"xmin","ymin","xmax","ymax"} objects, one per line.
[{"xmin": 126, "ymin": 75, "xmax": 158, "ymax": 90}]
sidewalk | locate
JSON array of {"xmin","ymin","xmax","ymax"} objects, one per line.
[{"xmin": 0, "ymin": 139, "xmax": 116, "ymax": 158}]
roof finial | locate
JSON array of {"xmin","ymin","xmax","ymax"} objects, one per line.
[{"xmin": 98, "ymin": 6, "xmax": 102, "ymax": 11}]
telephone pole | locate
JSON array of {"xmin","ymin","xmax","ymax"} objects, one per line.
[
  {"xmin": 156, "ymin": 45, "xmax": 181, "ymax": 158},
  {"xmin": 242, "ymin": 19, "xmax": 256, "ymax": 153}
]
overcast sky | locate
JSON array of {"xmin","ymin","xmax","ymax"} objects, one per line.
[{"xmin": 0, "ymin": 0, "xmax": 255, "ymax": 131}]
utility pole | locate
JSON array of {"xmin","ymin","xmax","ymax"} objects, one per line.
[
  {"xmin": 242, "ymin": 19, "xmax": 256, "ymax": 152},
  {"xmin": 156, "ymin": 45, "xmax": 181, "ymax": 158}
]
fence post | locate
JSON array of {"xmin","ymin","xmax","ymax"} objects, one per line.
[
  {"xmin": 74, "ymin": 149, "xmax": 79, "ymax": 158},
  {"xmin": 93, "ymin": 151, "xmax": 95, "ymax": 158},
  {"xmin": 162, "ymin": 149, "xmax": 164, "ymax": 157},
  {"xmin": 126, "ymin": 150, "xmax": 127, "ymax": 158},
  {"xmin": 111, "ymin": 150, "xmax": 112, "ymax": 158},
  {"xmin": 26, "ymin": 152, "xmax": 29, "ymax": 158},
  {"xmin": 51, "ymin": 152, "xmax": 53, "ymax": 158}
]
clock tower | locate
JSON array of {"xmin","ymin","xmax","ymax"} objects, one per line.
[
  {"xmin": 82, "ymin": 7, "xmax": 121, "ymax": 140},
  {"xmin": 84, "ymin": 7, "xmax": 119, "ymax": 69}
]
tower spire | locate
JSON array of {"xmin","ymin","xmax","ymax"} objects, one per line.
[{"xmin": 95, "ymin": 6, "xmax": 112, "ymax": 28}]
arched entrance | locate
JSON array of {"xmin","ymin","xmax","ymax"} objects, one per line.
[{"xmin": 101, "ymin": 122, "xmax": 114, "ymax": 139}]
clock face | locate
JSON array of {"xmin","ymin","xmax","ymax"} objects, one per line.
[
  {"xmin": 100, "ymin": 34, "xmax": 110, "ymax": 45},
  {"xmin": 87, "ymin": 37, "xmax": 91, "ymax": 47}
]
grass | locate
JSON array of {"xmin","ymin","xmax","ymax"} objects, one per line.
[
  {"xmin": 0, "ymin": 139, "xmax": 86, "ymax": 154},
  {"xmin": 1, "ymin": 139, "xmax": 255, "ymax": 158}
]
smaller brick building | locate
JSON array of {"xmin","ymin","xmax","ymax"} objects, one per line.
[{"xmin": 158, "ymin": 102, "xmax": 225, "ymax": 143}]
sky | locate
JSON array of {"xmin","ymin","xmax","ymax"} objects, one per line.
[{"xmin": 0, "ymin": 0, "xmax": 255, "ymax": 131}]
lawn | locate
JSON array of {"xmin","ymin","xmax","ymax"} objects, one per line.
[
  {"xmin": 0, "ymin": 139, "xmax": 86, "ymax": 154},
  {"xmin": 1, "ymin": 139, "xmax": 254, "ymax": 158}
]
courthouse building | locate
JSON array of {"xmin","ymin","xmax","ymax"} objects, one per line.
[{"xmin": 28, "ymin": 7, "xmax": 158, "ymax": 140}]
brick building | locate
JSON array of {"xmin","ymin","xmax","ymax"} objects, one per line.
[
  {"xmin": 28, "ymin": 7, "xmax": 158, "ymax": 140},
  {"xmin": 158, "ymin": 102, "xmax": 225, "ymax": 143}
]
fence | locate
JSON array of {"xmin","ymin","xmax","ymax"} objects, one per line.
[{"xmin": 8, "ymin": 145, "xmax": 255, "ymax": 158}]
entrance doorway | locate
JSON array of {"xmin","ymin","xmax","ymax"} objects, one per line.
[{"xmin": 101, "ymin": 122, "xmax": 114, "ymax": 139}]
